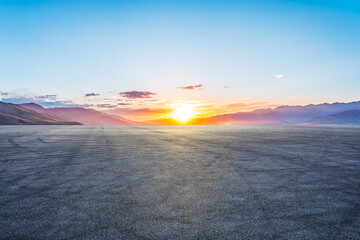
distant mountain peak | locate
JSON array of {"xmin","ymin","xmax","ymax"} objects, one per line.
[
  {"xmin": 20, "ymin": 102, "xmax": 139, "ymax": 125},
  {"xmin": 20, "ymin": 102, "xmax": 44, "ymax": 109},
  {"xmin": 0, "ymin": 101, "xmax": 80, "ymax": 125},
  {"xmin": 309, "ymin": 109, "xmax": 360, "ymax": 125}
]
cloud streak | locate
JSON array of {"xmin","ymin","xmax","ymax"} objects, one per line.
[
  {"xmin": 85, "ymin": 93, "xmax": 100, "ymax": 97},
  {"xmin": 176, "ymin": 84, "xmax": 203, "ymax": 90},
  {"xmin": 0, "ymin": 91, "xmax": 87, "ymax": 108},
  {"xmin": 96, "ymin": 104, "xmax": 117, "ymax": 108},
  {"xmin": 118, "ymin": 91, "xmax": 157, "ymax": 99},
  {"xmin": 36, "ymin": 95, "xmax": 58, "ymax": 100}
]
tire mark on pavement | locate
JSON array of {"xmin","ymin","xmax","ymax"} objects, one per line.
[{"xmin": 8, "ymin": 137, "xmax": 37, "ymax": 153}]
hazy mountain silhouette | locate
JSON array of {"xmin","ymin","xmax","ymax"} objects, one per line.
[
  {"xmin": 20, "ymin": 103, "xmax": 139, "ymax": 125},
  {"xmin": 2, "ymin": 100, "xmax": 359, "ymax": 125},
  {"xmin": 184, "ymin": 101, "xmax": 360, "ymax": 125},
  {"xmin": 0, "ymin": 101, "xmax": 80, "ymax": 125},
  {"xmin": 309, "ymin": 110, "xmax": 360, "ymax": 125},
  {"xmin": 189, "ymin": 109, "xmax": 288, "ymax": 125},
  {"xmin": 273, "ymin": 101, "xmax": 360, "ymax": 123}
]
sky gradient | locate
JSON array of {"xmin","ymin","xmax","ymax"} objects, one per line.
[{"xmin": 1, "ymin": 0, "xmax": 360, "ymax": 121}]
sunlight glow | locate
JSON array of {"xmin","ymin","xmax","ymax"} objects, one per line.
[{"xmin": 170, "ymin": 105, "xmax": 197, "ymax": 123}]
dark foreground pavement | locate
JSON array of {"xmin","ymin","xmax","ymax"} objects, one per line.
[{"xmin": 0, "ymin": 125, "xmax": 360, "ymax": 239}]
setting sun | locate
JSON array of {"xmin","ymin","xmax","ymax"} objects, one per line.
[{"xmin": 170, "ymin": 105, "xmax": 197, "ymax": 123}]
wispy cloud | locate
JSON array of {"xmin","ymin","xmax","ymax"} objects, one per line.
[
  {"xmin": 223, "ymin": 85, "xmax": 231, "ymax": 89},
  {"xmin": 1, "ymin": 92, "xmax": 42, "ymax": 103},
  {"xmin": 96, "ymin": 104, "xmax": 117, "ymax": 108},
  {"xmin": 119, "ymin": 91, "xmax": 157, "ymax": 99},
  {"xmin": 0, "ymin": 91, "xmax": 87, "ymax": 107},
  {"xmin": 36, "ymin": 95, "xmax": 58, "ymax": 100},
  {"xmin": 176, "ymin": 84, "xmax": 203, "ymax": 90},
  {"xmin": 39, "ymin": 101, "xmax": 91, "ymax": 108},
  {"xmin": 3, "ymin": 93, "xmax": 59, "ymax": 102},
  {"xmin": 95, "ymin": 102, "xmax": 131, "ymax": 109},
  {"xmin": 117, "ymin": 103, "xmax": 131, "ymax": 106},
  {"xmin": 85, "ymin": 93, "xmax": 100, "ymax": 97},
  {"xmin": 273, "ymin": 74, "xmax": 285, "ymax": 79}
]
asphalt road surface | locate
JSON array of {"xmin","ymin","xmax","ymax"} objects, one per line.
[{"xmin": 1, "ymin": 125, "xmax": 360, "ymax": 239}]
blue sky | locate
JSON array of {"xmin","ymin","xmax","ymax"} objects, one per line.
[{"xmin": 1, "ymin": 0, "xmax": 360, "ymax": 117}]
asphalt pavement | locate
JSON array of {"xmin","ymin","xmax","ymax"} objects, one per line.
[{"xmin": 0, "ymin": 125, "xmax": 360, "ymax": 239}]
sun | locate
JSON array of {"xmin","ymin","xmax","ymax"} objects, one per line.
[{"xmin": 170, "ymin": 105, "xmax": 197, "ymax": 123}]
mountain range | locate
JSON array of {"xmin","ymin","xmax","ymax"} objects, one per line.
[
  {"xmin": 0, "ymin": 102, "xmax": 80, "ymax": 125},
  {"xmin": 189, "ymin": 109, "xmax": 288, "ymax": 125},
  {"xmin": 271, "ymin": 101, "xmax": 360, "ymax": 123},
  {"xmin": 309, "ymin": 110, "xmax": 360, "ymax": 125},
  {"xmin": 19, "ymin": 103, "xmax": 139, "ymax": 125},
  {"xmin": 188, "ymin": 101, "xmax": 360, "ymax": 125},
  {"xmin": 149, "ymin": 101, "xmax": 360, "ymax": 125},
  {"xmin": 1, "ymin": 101, "xmax": 360, "ymax": 125}
]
